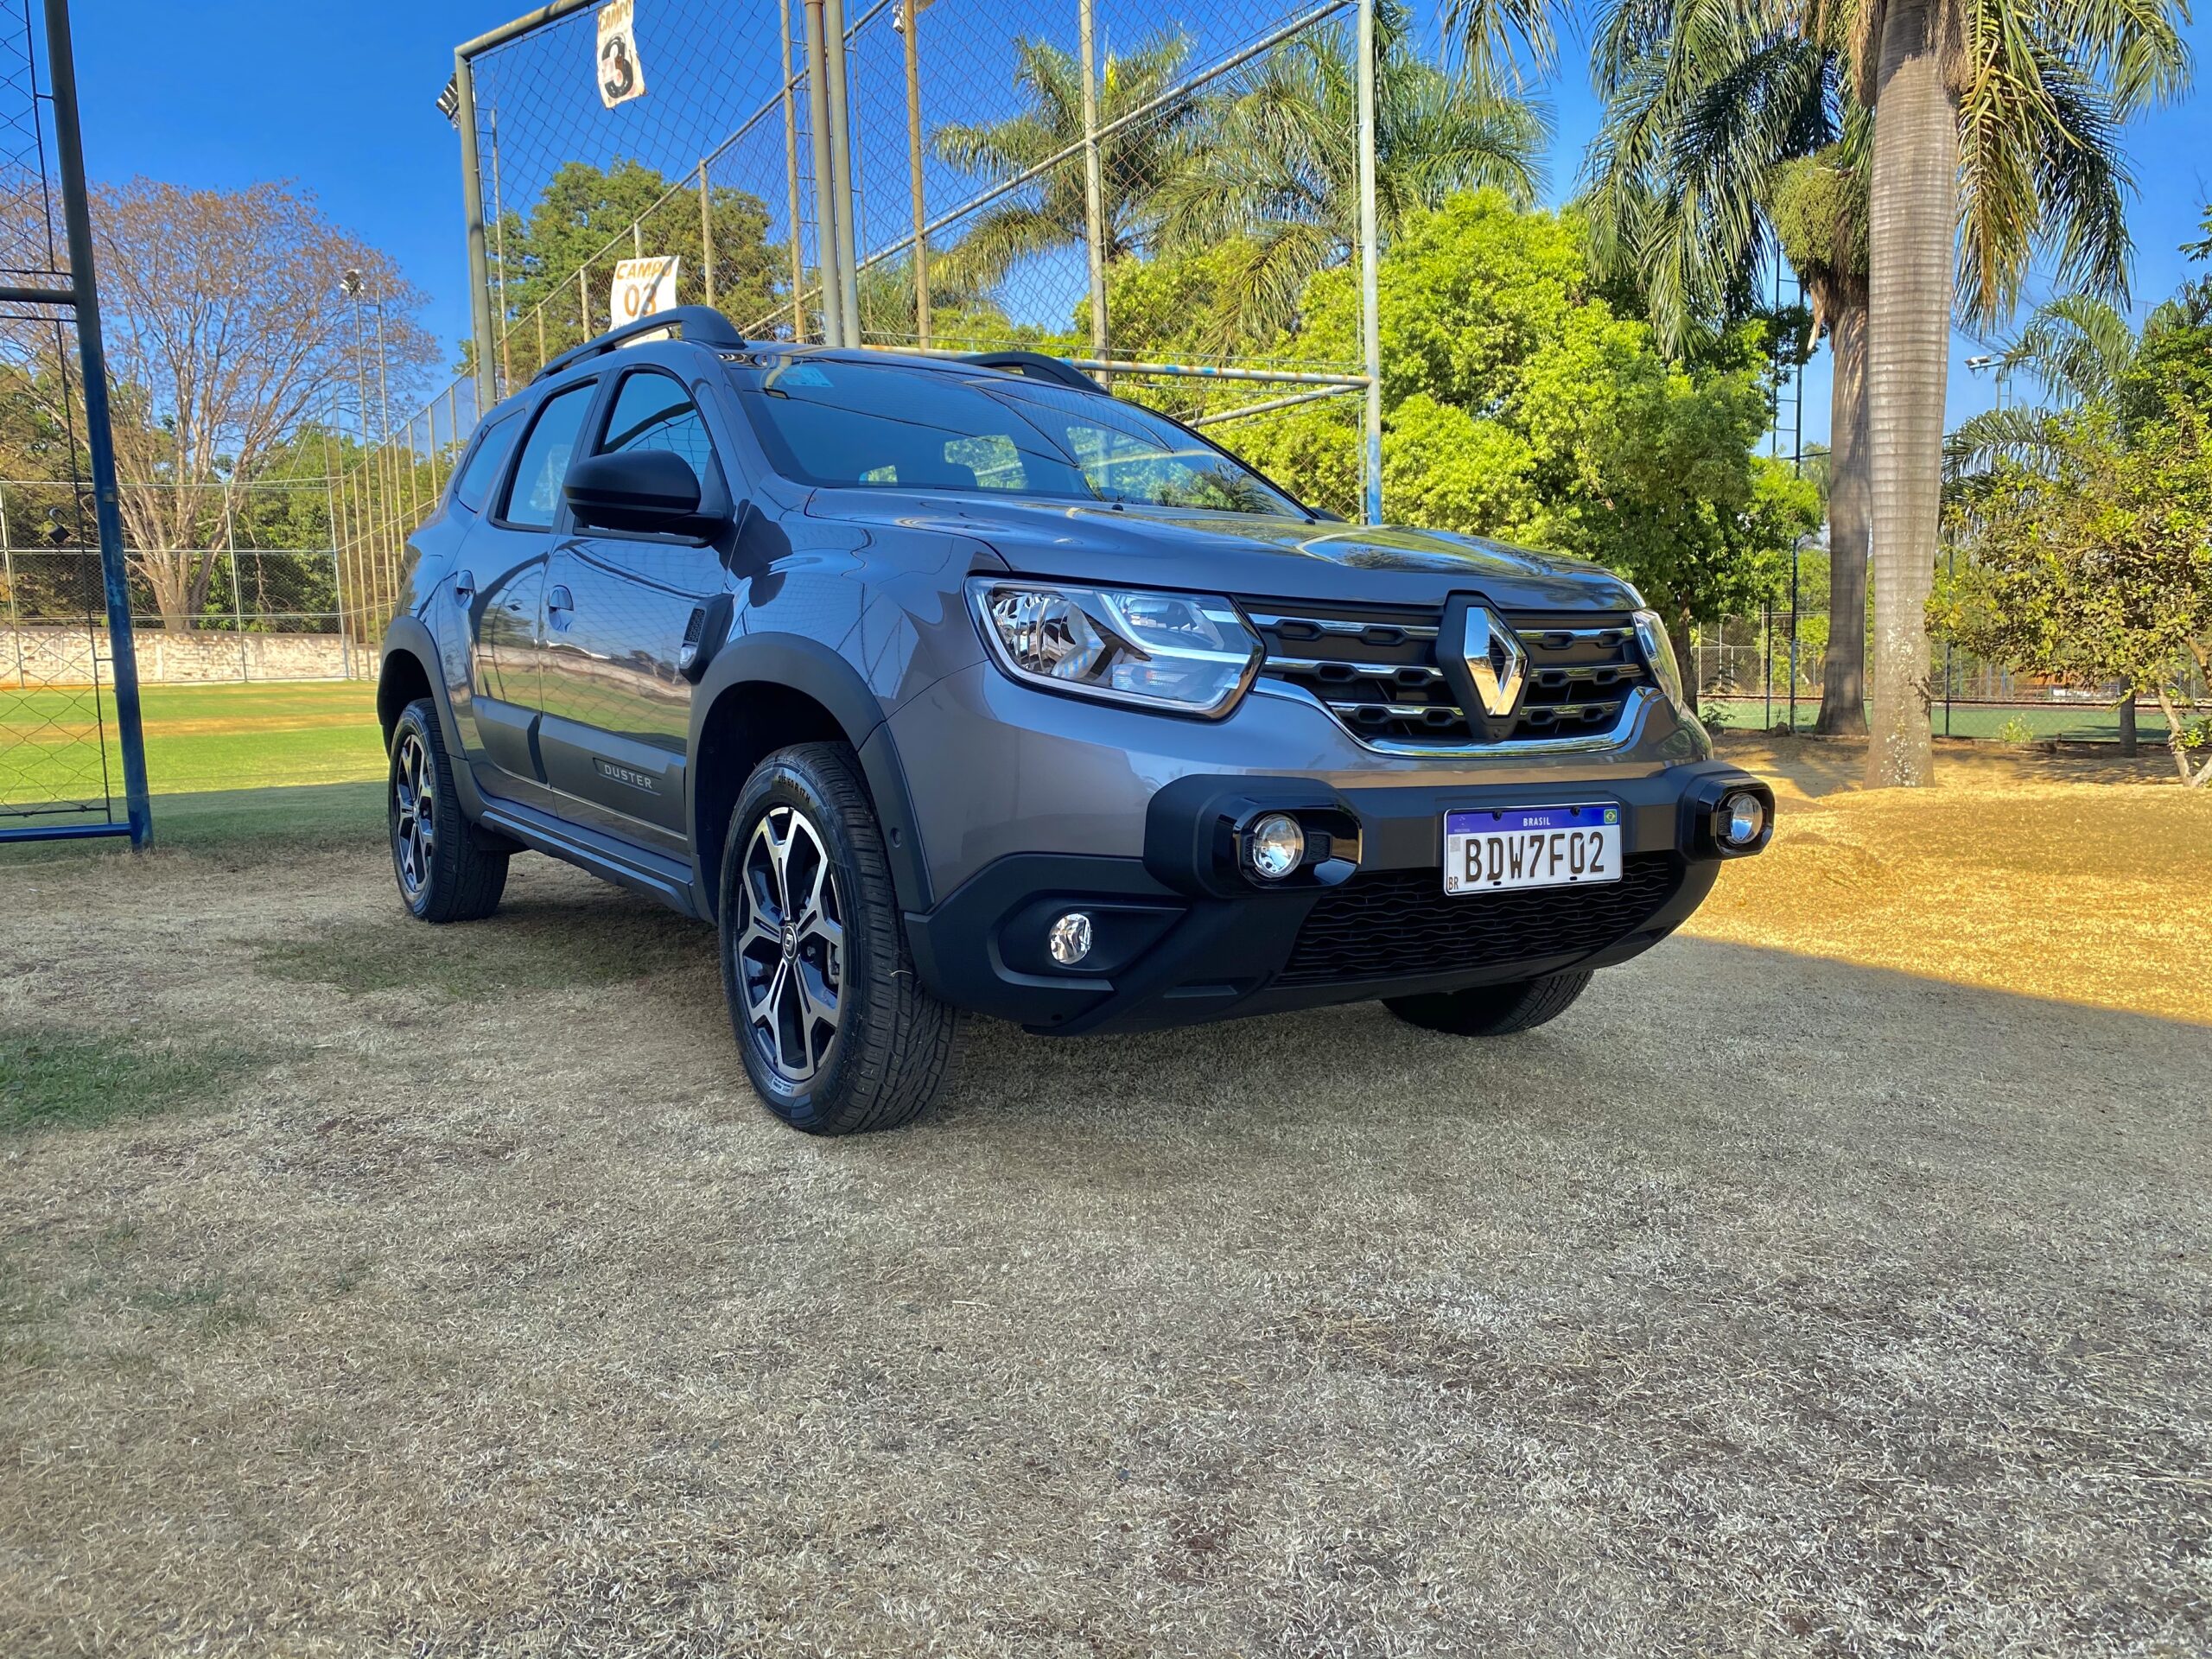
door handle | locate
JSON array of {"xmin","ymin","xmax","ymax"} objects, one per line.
[
  {"xmin": 547, "ymin": 584, "xmax": 575, "ymax": 626},
  {"xmin": 453, "ymin": 569, "xmax": 474, "ymax": 604}
]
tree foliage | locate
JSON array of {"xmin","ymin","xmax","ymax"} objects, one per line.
[
  {"xmin": 1936, "ymin": 402, "xmax": 2212, "ymax": 784},
  {"xmin": 1235, "ymin": 193, "xmax": 1817, "ymax": 690},
  {"xmin": 1152, "ymin": 2, "xmax": 1547, "ymax": 347},
  {"xmin": 0, "ymin": 177, "xmax": 435, "ymax": 631},
  {"xmin": 930, "ymin": 31, "xmax": 1204, "ymax": 294},
  {"xmin": 489, "ymin": 159, "xmax": 783, "ymax": 370}
]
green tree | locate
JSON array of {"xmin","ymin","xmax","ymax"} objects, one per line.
[
  {"xmin": 489, "ymin": 159, "xmax": 784, "ymax": 379},
  {"xmin": 1935, "ymin": 403, "xmax": 2212, "ymax": 785},
  {"xmin": 1239, "ymin": 193, "xmax": 1818, "ymax": 701},
  {"xmin": 1849, "ymin": 0, "xmax": 2189, "ymax": 785},
  {"xmin": 1448, "ymin": 0, "xmax": 2192, "ymax": 784},
  {"xmin": 1154, "ymin": 2, "xmax": 1547, "ymax": 346},
  {"xmin": 931, "ymin": 31, "xmax": 1203, "ymax": 295}
]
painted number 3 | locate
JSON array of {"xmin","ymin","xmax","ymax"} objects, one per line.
[{"xmin": 601, "ymin": 38, "xmax": 636, "ymax": 100}]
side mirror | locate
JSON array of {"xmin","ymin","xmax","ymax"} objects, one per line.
[{"xmin": 564, "ymin": 449, "xmax": 726, "ymax": 534}]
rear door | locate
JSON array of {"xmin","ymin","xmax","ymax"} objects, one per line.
[
  {"xmin": 537, "ymin": 366, "xmax": 734, "ymax": 842},
  {"xmin": 459, "ymin": 378, "xmax": 600, "ymax": 791},
  {"xmin": 427, "ymin": 406, "xmax": 519, "ymax": 760}
]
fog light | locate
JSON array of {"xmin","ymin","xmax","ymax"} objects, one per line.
[
  {"xmin": 1719, "ymin": 791, "xmax": 1767, "ymax": 848},
  {"xmin": 1047, "ymin": 911, "xmax": 1093, "ymax": 966},
  {"xmin": 1246, "ymin": 812, "xmax": 1305, "ymax": 881}
]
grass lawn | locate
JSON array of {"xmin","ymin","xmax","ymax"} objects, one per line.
[
  {"xmin": 1702, "ymin": 694, "xmax": 2185, "ymax": 744},
  {"xmin": 0, "ymin": 735, "xmax": 2207, "ymax": 1654},
  {"xmin": 1, "ymin": 680, "xmax": 383, "ymax": 820}
]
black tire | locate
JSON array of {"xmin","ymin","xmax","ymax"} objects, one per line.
[
  {"xmin": 1383, "ymin": 969, "xmax": 1592, "ymax": 1037},
  {"xmin": 388, "ymin": 697, "xmax": 509, "ymax": 924},
  {"xmin": 718, "ymin": 741, "xmax": 960, "ymax": 1135}
]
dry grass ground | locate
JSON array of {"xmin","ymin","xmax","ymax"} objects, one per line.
[{"xmin": 1, "ymin": 738, "xmax": 2207, "ymax": 1657}]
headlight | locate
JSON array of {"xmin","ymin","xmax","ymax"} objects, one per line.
[
  {"xmin": 969, "ymin": 580, "xmax": 1262, "ymax": 716},
  {"xmin": 1632, "ymin": 609, "xmax": 1688, "ymax": 707}
]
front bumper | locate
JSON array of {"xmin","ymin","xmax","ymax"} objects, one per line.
[{"xmin": 903, "ymin": 758, "xmax": 1772, "ymax": 1036}]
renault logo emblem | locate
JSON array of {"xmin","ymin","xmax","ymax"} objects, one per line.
[{"xmin": 1461, "ymin": 605, "xmax": 1526, "ymax": 719}]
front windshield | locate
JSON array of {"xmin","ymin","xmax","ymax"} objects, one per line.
[{"xmin": 733, "ymin": 357, "xmax": 1305, "ymax": 518}]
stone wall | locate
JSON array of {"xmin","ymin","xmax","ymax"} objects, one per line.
[{"xmin": 1, "ymin": 627, "xmax": 359, "ymax": 686}]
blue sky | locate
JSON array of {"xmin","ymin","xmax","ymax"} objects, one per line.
[{"xmin": 64, "ymin": 1, "xmax": 2212, "ymax": 449}]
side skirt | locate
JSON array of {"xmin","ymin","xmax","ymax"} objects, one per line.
[{"xmin": 474, "ymin": 796, "xmax": 705, "ymax": 920}]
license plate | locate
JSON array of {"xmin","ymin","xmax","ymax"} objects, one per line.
[{"xmin": 1443, "ymin": 803, "xmax": 1622, "ymax": 894}]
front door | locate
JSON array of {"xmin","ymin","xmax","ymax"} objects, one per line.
[{"xmin": 537, "ymin": 367, "xmax": 734, "ymax": 842}]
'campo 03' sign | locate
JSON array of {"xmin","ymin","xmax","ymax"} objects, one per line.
[
  {"xmin": 596, "ymin": 0, "xmax": 648, "ymax": 109},
  {"xmin": 611, "ymin": 256, "xmax": 682, "ymax": 330}
]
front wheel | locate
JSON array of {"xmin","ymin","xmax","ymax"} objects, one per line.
[
  {"xmin": 718, "ymin": 742, "xmax": 960, "ymax": 1135},
  {"xmin": 389, "ymin": 698, "xmax": 508, "ymax": 924},
  {"xmin": 1383, "ymin": 970, "xmax": 1592, "ymax": 1037}
]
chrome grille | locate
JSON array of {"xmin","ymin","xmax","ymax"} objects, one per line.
[{"xmin": 1242, "ymin": 601, "xmax": 1647, "ymax": 748}]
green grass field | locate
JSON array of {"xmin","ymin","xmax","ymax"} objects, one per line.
[
  {"xmin": 1, "ymin": 681, "xmax": 383, "ymax": 823},
  {"xmin": 1700, "ymin": 695, "xmax": 2181, "ymax": 744}
]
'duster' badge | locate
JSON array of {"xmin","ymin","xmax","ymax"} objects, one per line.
[{"xmin": 596, "ymin": 0, "xmax": 648, "ymax": 109}]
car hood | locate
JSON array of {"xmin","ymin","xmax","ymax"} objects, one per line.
[{"xmin": 805, "ymin": 491, "xmax": 1640, "ymax": 613}]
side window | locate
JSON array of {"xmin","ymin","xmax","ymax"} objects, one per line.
[
  {"xmin": 945, "ymin": 434, "xmax": 1026, "ymax": 490},
  {"xmin": 598, "ymin": 370, "xmax": 725, "ymax": 493},
  {"xmin": 499, "ymin": 381, "xmax": 598, "ymax": 530},
  {"xmin": 449, "ymin": 410, "xmax": 519, "ymax": 514}
]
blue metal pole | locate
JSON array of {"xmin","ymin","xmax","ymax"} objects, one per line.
[{"xmin": 44, "ymin": 0, "xmax": 151, "ymax": 848}]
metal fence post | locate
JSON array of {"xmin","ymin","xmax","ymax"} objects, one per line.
[
  {"xmin": 802, "ymin": 0, "xmax": 846, "ymax": 346},
  {"xmin": 779, "ymin": 0, "xmax": 808, "ymax": 340},
  {"xmin": 490, "ymin": 105, "xmax": 512, "ymax": 397},
  {"xmin": 44, "ymin": 0, "xmax": 151, "ymax": 845},
  {"xmin": 820, "ymin": 0, "xmax": 861, "ymax": 342},
  {"xmin": 1787, "ymin": 540, "xmax": 1800, "ymax": 733},
  {"xmin": 1, "ymin": 483, "xmax": 20, "ymax": 690},
  {"xmin": 700, "ymin": 157, "xmax": 716, "ymax": 308},
  {"xmin": 225, "ymin": 500, "xmax": 248, "ymax": 681},
  {"xmin": 456, "ymin": 48, "xmax": 498, "ymax": 416},
  {"xmin": 901, "ymin": 1, "xmax": 929, "ymax": 347},
  {"xmin": 1355, "ymin": 0, "xmax": 1383, "ymax": 526},
  {"xmin": 1761, "ymin": 600, "xmax": 1772, "ymax": 729},
  {"xmin": 1077, "ymin": 0, "xmax": 1108, "ymax": 369}
]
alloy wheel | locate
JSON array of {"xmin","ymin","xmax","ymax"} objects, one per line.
[
  {"xmin": 734, "ymin": 804, "xmax": 845, "ymax": 1084},
  {"xmin": 392, "ymin": 729, "xmax": 436, "ymax": 901}
]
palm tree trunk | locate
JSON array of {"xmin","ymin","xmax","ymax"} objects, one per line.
[
  {"xmin": 1817, "ymin": 292, "xmax": 1870, "ymax": 737},
  {"xmin": 1864, "ymin": 0, "xmax": 1957, "ymax": 787}
]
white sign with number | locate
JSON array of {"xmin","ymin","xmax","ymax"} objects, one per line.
[
  {"xmin": 596, "ymin": 0, "xmax": 648, "ymax": 109},
  {"xmin": 611, "ymin": 256, "xmax": 681, "ymax": 328}
]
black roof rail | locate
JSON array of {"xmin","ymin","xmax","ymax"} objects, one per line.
[
  {"xmin": 532, "ymin": 305, "xmax": 747, "ymax": 384},
  {"xmin": 958, "ymin": 349, "xmax": 1105, "ymax": 394}
]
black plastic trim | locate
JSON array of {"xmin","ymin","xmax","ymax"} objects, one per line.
[{"xmin": 476, "ymin": 798, "xmax": 703, "ymax": 918}]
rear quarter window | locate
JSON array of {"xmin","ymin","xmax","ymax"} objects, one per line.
[{"xmin": 450, "ymin": 410, "xmax": 520, "ymax": 514}]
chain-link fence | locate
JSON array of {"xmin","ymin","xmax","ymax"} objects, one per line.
[
  {"xmin": 437, "ymin": 0, "xmax": 1378, "ymax": 501},
  {"xmin": 1693, "ymin": 595, "xmax": 2210, "ymax": 747},
  {"xmin": 1, "ymin": 478, "xmax": 365, "ymax": 687},
  {"xmin": 1, "ymin": 0, "xmax": 149, "ymax": 839}
]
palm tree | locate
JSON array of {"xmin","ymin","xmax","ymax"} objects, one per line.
[
  {"xmin": 1154, "ymin": 2, "xmax": 1547, "ymax": 346},
  {"xmin": 1768, "ymin": 147, "xmax": 1872, "ymax": 736},
  {"xmin": 1849, "ymin": 0, "xmax": 2190, "ymax": 785},
  {"xmin": 1577, "ymin": 6, "xmax": 1870, "ymax": 734},
  {"xmin": 930, "ymin": 30, "xmax": 1202, "ymax": 295},
  {"xmin": 1452, "ymin": 0, "xmax": 2191, "ymax": 783},
  {"xmin": 1948, "ymin": 287, "xmax": 2212, "ymax": 473}
]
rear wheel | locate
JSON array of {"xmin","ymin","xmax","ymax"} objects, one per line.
[
  {"xmin": 1383, "ymin": 970, "xmax": 1592, "ymax": 1037},
  {"xmin": 718, "ymin": 742, "xmax": 959, "ymax": 1135},
  {"xmin": 389, "ymin": 698, "xmax": 508, "ymax": 924}
]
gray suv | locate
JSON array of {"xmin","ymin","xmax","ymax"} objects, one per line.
[{"xmin": 378, "ymin": 308, "xmax": 1774, "ymax": 1135}]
